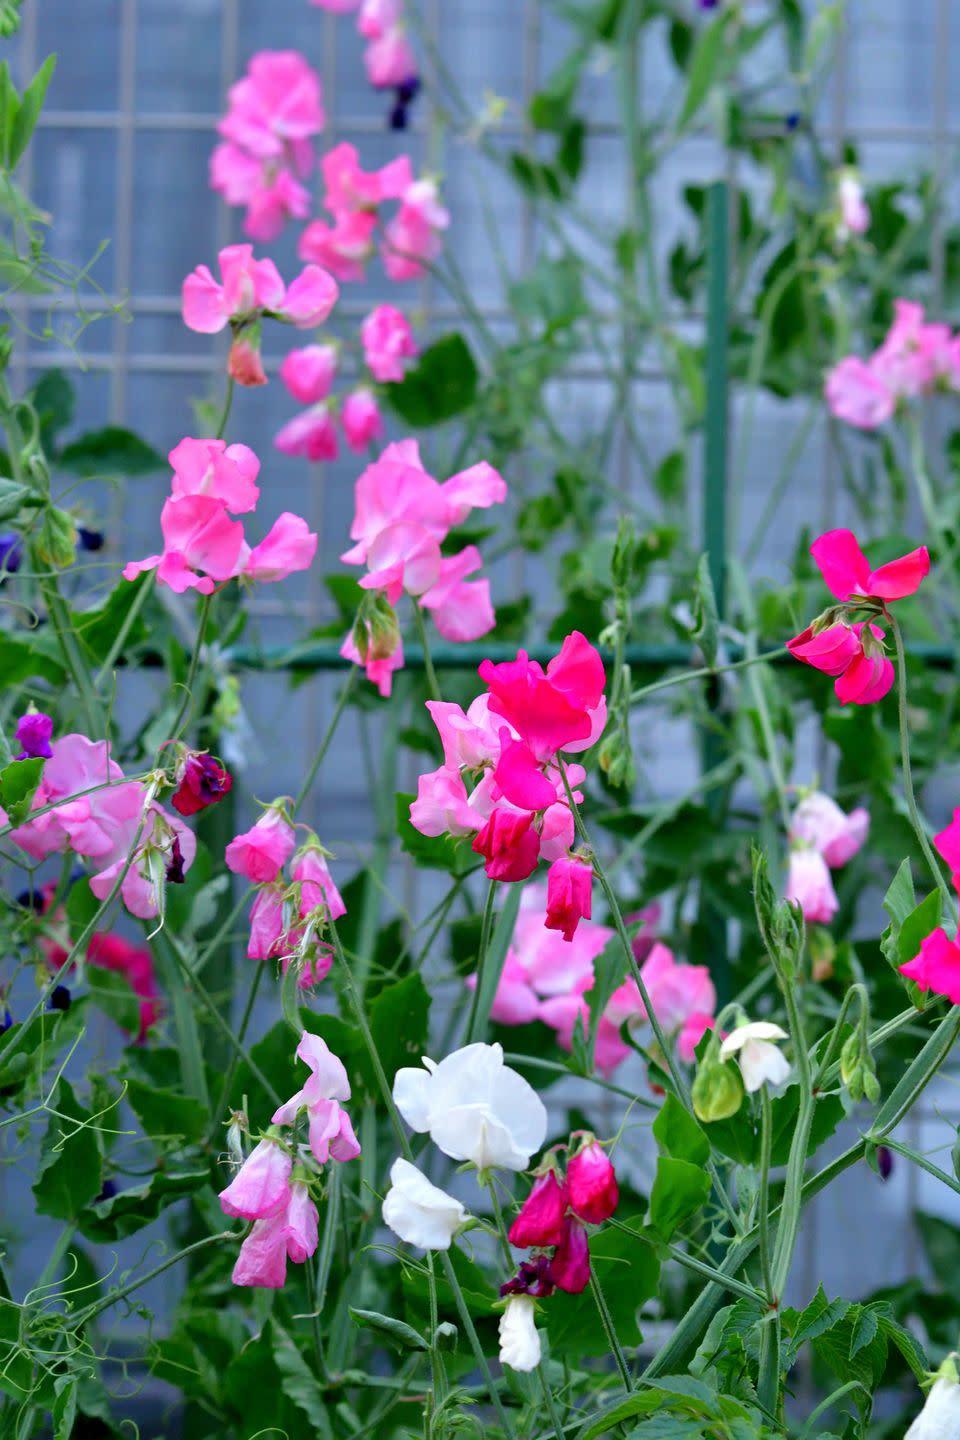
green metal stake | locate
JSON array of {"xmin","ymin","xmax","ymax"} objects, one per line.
[{"xmin": 699, "ymin": 179, "xmax": 731, "ymax": 1004}]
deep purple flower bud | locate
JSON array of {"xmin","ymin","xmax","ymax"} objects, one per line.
[
  {"xmin": 1, "ymin": 1009, "xmax": 12, "ymax": 1032},
  {"xmin": 499, "ymin": 1255, "xmax": 555, "ymax": 1299},
  {"xmin": 389, "ymin": 75, "xmax": 420, "ymax": 131},
  {"xmin": 15, "ymin": 711, "xmax": 54, "ymax": 761},
  {"xmin": 171, "ymin": 751, "xmax": 233, "ymax": 817},
  {"xmin": 0, "ymin": 533, "xmax": 22, "ymax": 576},
  {"xmin": 95, "ymin": 1178, "xmax": 117, "ymax": 1203},
  {"xmin": 785, "ymin": 113, "xmax": 800, "ymax": 131},
  {"xmin": 50, "ymin": 985, "xmax": 71, "ymax": 1012},
  {"xmin": 166, "ymin": 833, "xmax": 186, "ymax": 885},
  {"xmin": 77, "ymin": 526, "xmax": 105, "ymax": 552},
  {"xmin": 16, "ymin": 888, "xmax": 43, "ymax": 911},
  {"xmin": 877, "ymin": 1145, "xmax": 893, "ymax": 1181}
]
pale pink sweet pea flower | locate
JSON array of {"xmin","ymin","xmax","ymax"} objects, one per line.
[
  {"xmin": 358, "ymin": 0, "xmax": 402, "ymax": 37},
  {"xmin": 382, "ymin": 179, "xmax": 450, "ymax": 281},
  {"xmin": 410, "ymin": 766, "xmax": 481, "ymax": 838},
  {"xmin": 789, "ymin": 791, "xmax": 869, "ymax": 869},
  {"xmin": 9, "ymin": 734, "xmax": 124, "ymax": 860},
  {"xmin": 168, "ymin": 437, "xmax": 261, "ymax": 514},
  {"xmin": 339, "ymin": 625, "xmax": 404, "ymax": 697},
  {"xmin": 836, "ymin": 169, "xmax": 869, "ymax": 242},
  {"xmin": 242, "ymin": 512, "xmax": 318, "ymax": 582},
  {"xmin": 871, "ymin": 299, "xmax": 946, "ymax": 397},
  {"xmin": 231, "ymin": 1182, "xmax": 319, "ymax": 1289},
  {"xmin": 425, "ymin": 695, "xmax": 504, "ymax": 771},
  {"xmin": 226, "ymin": 806, "xmax": 296, "ymax": 883},
  {"xmin": 361, "ymin": 304, "xmax": 417, "ymax": 382},
  {"xmin": 292, "ymin": 845, "xmax": 346, "ymax": 921},
  {"xmin": 272, "ymin": 1031, "xmax": 361, "ymax": 1165},
  {"xmin": 465, "ymin": 953, "xmax": 542, "ymax": 1026},
  {"xmin": 364, "ymin": 25, "xmax": 418, "ymax": 88},
  {"xmin": 219, "ymin": 51, "xmax": 325, "ymax": 159},
  {"xmin": 275, "ymin": 406, "xmax": 340, "ymax": 462},
  {"xmin": 247, "ymin": 883, "xmax": 287, "ymax": 960},
  {"xmin": 281, "ymin": 265, "xmax": 340, "ymax": 327},
  {"xmin": 299, "ymin": 209, "xmax": 379, "ymax": 282},
  {"xmin": 342, "ymin": 389, "xmax": 385, "ymax": 452},
  {"xmin": 322, "ymin": 141, "xmax": 413, "ymax": 211},
  {"xmin": 785, "ymin": 847, "xmax": 839, "ymax": 924},
  {"xmin": 824, "ymin": 357, "xmax": 894, "ymax": 430},
  {"xmin": 219, "ymin": 1137, "xmax": 292, "ymax": 1220},
  {"xmin": 280, "ymin": 345, "xmax": 338, "ymax": 404},
  {"xmin": 228, "ymin": 336, "xmax": 267, "ymax": 388},
  {"xmin": 240, "ymin": 166, "xmax": 312, "ymax": 244},
  {"xmin": 419, "ymin": 549, "xmax": 496, "ymax": 643}
]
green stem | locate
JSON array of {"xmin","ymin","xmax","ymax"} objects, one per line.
[
  {"xmin": 464, "ymin": 880, "xmax": 497, "ymax": 1044},
  {"xmin": 882, "ymin": 1137, "xmax": 960, "ymax": 1200},
  {"xmin": 589, "ymin": 1270, "xmax": 631, "ymax": 1389},
  {"xmin": 75, "ymin": 1231, "xmax": 235, "ymax": 1327},
  {"xmin": 293, "ymin": 667, "xmax": 356, "ymax": 814},
  {"xmin": 171, "ymin": 592, "xmax": 214, "ymax": 742},
  {"xmin": 411, "ymin": 603, "xmax": 442, "ymax": 704},
  {"xmin": 629, "ymin": 646, "xmax": 787, "ymax": 706},
  {"xmin": 890, "ymin": 612, "xmax": 954, "ymax": 916},
  {"xmin": 867, "ymin": 1007, "xmax": 960, "ymax": 1139},
  {"xmin": 216, "ymin": 376, "xmax": 235, "ymax": 440},
  {"xmin": 95, "ymin": 571, "xmax": 155, "ymax": 685},
  {"xmin": 208, "ymin": 959, "xmax": 267, "ymax": 1142},
  {"xmin": 152, "ymin": 932, "xmax": 210, "ymax": 1108},
  {"xmin": 812, "ymin": 982, "xmax": 868, "ymax": 1089},
  {"xmin": 439, "ymin": 1251, "xmax": 517, "ymax": 1440},
  {"xmin": 757, "ymin": 1086, "xmax": 774, "ymax": 1302},
  {"xmin": 769, "ymin": 973, "xmax": 813, "ymax": 1301}
]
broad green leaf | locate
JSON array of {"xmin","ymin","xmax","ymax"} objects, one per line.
[
  {"xmin": 882, "ymin": 858, "xmax": 916, "ymax": 930},
  {"xmin": 0, "ymin": 755, "xmax": 44, "ymax": 825},
  {"xmin": 59, "ymin": 425, "xmax": 165, "ymax": 476},
  {"xmin": 894, "ymin": 889, "xmax": 941, "ymax": 968},
  {"xmin": 0, "ymin": 634, "xmax": 65, "ymax": 685},
  {"xmin": 125, "ymin": 1077, "xmax": 207, "ymax": 1144},
  {"xmin": 384, "ymin": 333, "xmax": 478, "ymax": 427},
  {"xmin": 349, "ymin": 1308, "xmax": 428, "ymax": 1352},
  {"xmin": 362, "ymin": 972, "xmax": 431, "ymax": 1091},
  {"xmin": 876, "ymin": 1309, "xmax": 928, "ymax": 1381},
  {"xmin": 649, "ymin": 1156, "xmax": 711, "ymax": 1240},
  {"xmin": 677, "ymin": 12, "xmax": 731, "ymax": 131},
  {"xmin": 548, "ymin": 1216, "xmax": 658, "ymax": 1357},
  {"xmin": 78, "ymin": 1164, "xmax": 208, "ymax": 1242},
  {"xmin": 653, "ymin": 1094, "xmax": 710, "ymax": 1167},
  {"xmin": 9, "ymin": 53, "xmax": 55, "ymax": 168},
  {"xmin": 33, "ymin": 367, "xmax": 75, "ymax": 449},
  {"xmin": 64, "ymin": 876, "xmax": 100, "ymax": 937},
  {"xmin": 273, "ymin": 1321, "xmax": 332, "ymax": 1422},
  {"xmin": 52, "ymin": 1376, "xmax": 78, "ymax": 1440},
  {"xmin": 509, "ymin": 256, "xmax": 586, "ymax": 332},
  {"xmin": 33, "ymin": 1079, "xmax": 102, "ymax": 1221},
  {"xmin": 0, "ymin": 475, "xmax": 29, "ymax": 520},
  {"xmin": 86, "ymin": 967, "xmax": 143, "ymax": 1036}
]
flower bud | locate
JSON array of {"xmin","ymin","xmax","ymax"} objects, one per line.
[
  {"xmin": 567, "ymin": 1138, "xmax": 618, "ymax": 1224},
  {"xmin": 548, "ymin": 1215, "xmax": 590, "ymax": 1294},
  {"xmin": 35, "ymin": 506, "xmax": 77, "ymax": 569},
  {"xmin": 905, "ymin": 1357, "xmax": 960, "ymax": 1440},
  {"xmin": 508, "ymin": 1168, "xmax": 569, "ymax": 1248},
  {"xmin": 692, "ymin": 1058, "xmax": 744, "ymax": 1123},
  {"xmin": 171, "ymin": 749, "xmax": 234, "ymax": 817}
]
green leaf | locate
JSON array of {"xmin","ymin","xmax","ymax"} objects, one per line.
[
  {"xmin": 125, "ymin": 1077, "xmax": 207, "ymax": 1144},
  {"xmin": 68, "ymin": 573, "xmax": 153, "ymax": 666},
  {"xmin": 649, "ymin": 1156, "xmax": 711, "ymax": 1241},
  {"xmin": 677, "ymin": 12, "xmax": 731, "ymax": 131},
  {"xmin": 362, "ymin": 972, "xmax": 431, "ymax": 1091},
  {"xmin": 58, "ymin": 425, "xmax": 165, "ymax": 476},
  {"xmin": 548, "ymin": 1217, "xmax": 659, "ymax": 1357},
  {"xmin": 9, "ymin": 53, "xmax": 54, "ymax": 168},
  {"xmin": 509, "ymin": 256, "xmax": 586, "ymax": 333},
  {"xmin": 876, "ymin": 1309, "xmax": 928, "ymax": 1381},
  {"xmin": 272, "ymin": 1321, "xmax": 331, "ymax": 1423},
  {"xmin": 467, "ymin": 884, "xmax": 523, "ymax": 1044},
  {"xmin": 0, "ymin": 1301, "xmax": 32, "ymax": 1401},
  {"xmin": 349, "ymin": 1308, "xmax": 429, "ymax": 1352},
  {"xmin": 0, "ymin": 634, "xmax": 64, "ymax": 685},
  {"xmin": 653, "ymin": 1093, "xmax": 710, "ymax": 1167},
  {"xmin": 895, "ymin": 890, "xmax": 941, "ymax": 968},
  {"xmin": 0, "ymin": 475, "xmax": 29, "ymax": 520},
  {"xmin": 882, "ymin": 859, "xmax": 917, "ymax": 930},
  {"xmin": 33, "ymin": 1080, "xmax": 102, "ymax": 1221},
  {"xmin": 52, "ymin": 1376, "xmax": 78, "ymax": 1440},
  {"xmin": 78, "ymin": 1164, "xmax": 208, "ymax": 1242},
  {"xmin": 384, "ymin": 333, "xmax": 478, "ymax": 427},
  {"xmin": 0, "ymin": 755, "xmax": 43, "ymax": 825}
]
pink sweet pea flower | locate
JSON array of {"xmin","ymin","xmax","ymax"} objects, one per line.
[
  {"xmin": 242, "ymin": 512, "xmax": 318, "ymax": 582},
  {"xmin": 123, "ymin": 494, "xmax": 246, "ymax": 595},
  {"xmin": 342, "ymin": 388, "xmax": 385, "ymax": 452},
  {"xmin": 410, "ymin": 766, "xmax": 481, "ymax": 838},
  {"xmin": 548, "ymin": 1215, "xmax": 591, "ymax": 1294},
  {"xmin": 339, "ymin": 625, "xmax": 404, "ymax": 697},
  {"xmin": 219, "ymin": 51, "xmax": 324, "ymax": 159},
  {"xmin": 279, "ymin": 265, "xmax": 340, "ymax": 328},
  {"xmin": 900, "ymin": 928, "xmax": 960, "ymax": 1004},
  {"xmin": 472, "ymin": 807, "xmax": 540, "ymax": 882},
  {"xmin": 465, "ymin": 952, "xmax": 542, "ymax": 1026},
  {"xmin": 228, "ymin": 336, "xmax": 267, "ymax": 387},
  {"xmin": 271, "ymin": 1031, "xmax": 361, "ymax": 1165},
  {"xmin": 280, "ymin": 345, "xmax": 338, "ymax": 404},
  {"xmin": 678, "ymin": 1012, "xmax": 715, "ymax": 1063},
  {"xmin": 231, "ymin": 1182, "xmax": 319, "ymax": 1289},
  {"xmin": 935, "ymin": 810, "xmax": 960, "ymax": 881},
  {"xmin": 419, "ymin": 549, "xmax": 496, "ymax": 643},
  {"xmin": 168, "ymin": 437, "xmax": 261, "ymax": 514},
  {"xmin": 299, "ymin": 209, "xmax": 379, "ymax": 282},
  {"xmin": 182, "ymin": 243, "xmax": 285, "ymax": 334},
  {"xmin": 310, "ymin": 0, "xmax": 361, "ymax": 9},
  {"xmin": 219, "ymin": 1138, "xmax": 292, "ymax": 1220},
  {"xmin": 292, "ymin": 845, "xmax": 346, "ymax": 921},
  {"xmin": 785, "ymin": 847, "xmax": 839, "ymax": 924},
  {"xmin": 836, "ymin": 170, "xmax": 870, "ymax": 241},
  {"xmin": 824, "ymin": 357, "xmax": 894, "ymax": 430},
  {"xmin": 810, "ymin": 528, "xmax": 930, "ymax": 604},
  {"xmin": 321, "ymin": 141, "xmax": 412, "ymax": 211},
  {"xmin": 361, "ymin": 304, "xmax": 418, "ymax": 382},
  {"xmin": 545, "ymin": 856, "xmax": 593, "ymax": 943},
  {"xmin": 789, "ymin": 791, "xmax": 869, "ymax": 869},
  {"xmin": 786, "ymin": 618, "xmax": 895, "ymax": 707},
  {"xmin": 226, "ymin": 806, "xmax": 296, "ymax": 883},
  {"xmin": 364, "ymin": 25, "xmax": 418, "ymax": 88},
  {"xmin": 87, "ymin": 800, "xmax": 197, "ymax": 920},
  {"xmin": 382, "ymin": 178, "xmax": 450, "ymax": 281},
  {"xmin": 509, "ymin": 1170, "xmax": 569, "ymax": 1248},
  {"xmin": 567, "ymin": 1140, "xmax": 618, "ymax": 1224},
  {"xmin": 247, "ymin": 883, "xmax": 287, "ymax": 960},
  {"xmin": 358, "ymin": 0, "xmax": 403, "ymax": 37},
  {"xmin": 871, "ymin": 300, "xmax": 947, "ymax": 398},
  {"xmin": 301, "ymin": 1099, "xmax": 362, "ymax": 1164},
  {"xmin": 275, "ymin": 406, "xmax": 340, "ymax": 462}
]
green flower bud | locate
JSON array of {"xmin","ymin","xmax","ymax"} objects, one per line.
[
  {"xmin": 35, "ymin": 506, "xmax": 77, "ymax": 569},
  {"xmin": 692, "ymin": 1058, "xmax": 744, "ymax": 1123}
]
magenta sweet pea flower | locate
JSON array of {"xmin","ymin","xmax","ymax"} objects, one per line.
[
  {"xmin": 548, "ymin": 1215, "xmax": 591, "ymax": 1294},
  {"xmin": 567, "ymin": 1139, "xmax": 619, "ymax": 1225},
  {"xmin": 15, "ymin": 711, "xmax": 54, "ymax": 761},
  {"xmin": 810, "ymin": 528, "xmax": 930, "ymax": 604},
  {"xmin": 342, "ymin": 388, "xmax": 385, "ymax": 452},
  {"xmin": 508, "ymin": 1170, "xmax": 569, "ymax": 1248},
  {"xmin": 544, "ymin": 856, "xmax": 593, "ymax": 943},
  {"xmin": 472, "ymin": 808, "xmax": 541, "ymax": 882},
  {"xmin": 279, "ymin": 344, "xmax": 338, "ymax": 405},
  {"xmin": 900, "ymin": 928, "xmax": 960, "ymax": 1004},
  {"xmin": 171, "ymin": 751, "xmax": 233, "ymax": 817},
  {"xmin": 935, "ymin": 810, "xmax": 960, "ymax": 883},
  {"xmin": 225, "ymin": 806, "xmax": 296, "ymax": 883},
  {"xmin": 361, "ymin": 303, "xmax": 417, "ymax": 383}
]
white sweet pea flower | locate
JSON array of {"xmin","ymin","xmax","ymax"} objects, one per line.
[
  {"xmin": 382, "ymin": 1158, "xmax": 467, "ymax": 1251},
  {"xmin": 498, "ymin": 1295, "xmax": 541, "ymax": 1373},
  {"xmin": 720, "ymin": 1022, "xmax": 791, "ymax": 1093},
  {"xmin": 905, "ymin": 1370, "xmax": 960, "ymax": 1440},
  {"xmin": 393, "ymin": 1042, "xmax": 547, "ymax": 1172}
]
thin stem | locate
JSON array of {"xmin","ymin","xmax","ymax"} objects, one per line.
[
  {"xmin": 757, "ymin": 1086, "xmax": 774, "ymax": 1302},
  {"xmin": 208, "ymin": 960, "xmax": 267, "ymax": 1142},
  {"xmin": 439, "ymin": 1251, "xmax": 517, "ymax": 1440},
  {"xmin": 882, "ymin": 1137, "xmax": 960, "ymax": 1201},
  {"xmin": 152, "ymin": 932, "xmax": 210, "ymax": 1108},
  {"xmin": 293, "ymin": 667, "xmax": 356, "ymax": 814},
  {"xmin": 485, "ymin": 1179, "xmax": 515, "ymax": 1270},
  {"xmin": 464, "ymin": 880, "xmax": 497, "ymax": 1044},
  {"xmin": 629, "ymin": 646, "xmax": 787, "ymax": 706},
  {"xmin": 75, "ymin": 1231, "xmax": 235, "ymax": 1326},
  {"xmin": 170, "ymin": 592, "xmax": 214, "ymax": 742},
  {"xmin": 589, "ymin": 1270, "xmax": 631, "ymax": 1389},
  {"xmin": 216, "ymin": 376, "xmax": 235, "ymax": 440},
  {"xmin": 890, "ymin": 612, "xmax": 954, "ymax": 916},
  {"xmin": 95, "ymin": 571, "xmax": 155, "ymax": 685},
  {"xmin": 411, "ymin": 603, "xmax": 442, "ymax": 704},
  {"xmin": 769, "ymin": 975, "xmax": 813, "ymax": 1302}
]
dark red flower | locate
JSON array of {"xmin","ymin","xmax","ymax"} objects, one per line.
[{"xmin": 171, "ymin": 751, "xmax": 234, "ymax": 816}]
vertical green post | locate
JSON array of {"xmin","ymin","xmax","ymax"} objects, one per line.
[{"xmin": 700, "ymin": 179, "xmax": 731, "ymax": 1003}]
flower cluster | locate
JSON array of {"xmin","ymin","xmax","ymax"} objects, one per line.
[
  {"xmin": 826, "ymin": 299, "xmax": 960, "ymax": 430},
  {"xmin": 899, "ymin": 811, "xmax": 960, "ymax": 1003},
  {"xmin": 210, "ymin": 50, "xmax": 325, "ymax": 242},
  {"xmin": 467, "ymin": 886, "xmax": 716, "ymax": 1076},
  {"xmin": 299, "ymin": 142, "xmax": 447, "ymax": 283},
  {"xmin": 219, "ymin": 1031, "xmax": 360, "ymax": 1287},
  {"xmin": 273, "ymin": 305, "xmax": 417, "ymax": 463},
  {"xmin": 786, "ymin": 527, "xmax": 929, "ymax": 705},
  {"xmin": 784, "ymin": 789, "xmax": 869, "ymax": 925},
  {"xmin": 226, "ymin": 807, "xmax": 346, "ymax": 989},
  {"xmin": 309, "ymin": 1, "xmax": 419, "ymax": 127},
  {"xmin": 410, "ymin": 633, "xmax": 606, "ymax": 930},
  {"xmin": 123, "ymin": 436, "xmax": 317, "ymax": 596},
  {"xmin": 182, "ymin": 243, "xmax": 339, "ymax": 387},
  {"xmin": 5, "ymin": 734, "xmax": 195, "ymax": 920},
  {"xmin": 339, "ymin": 439, "xmax": 506, "ymax": 692},
  {"xmin": 497, "ymin": 1137, "xmax": 620, "ymax": 1370}
]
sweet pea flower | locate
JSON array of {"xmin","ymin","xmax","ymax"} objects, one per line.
[
  {"xmin": 340, "ymin": 624, "xmax": 404, "ymax": 697},
  {"xmin": 544, "ymin": 856, "xmax": 593, "ymax": 942},
  {"xmin": 810, "ymin": 528, "xmax": 930, "ymax": 604},
  {"xmin": 169, "ymin": 437, "xmax": 261, "ymax": 513},
  {"xmin": 548, "ymin": 1215, "xmax": 591, "ymax": 1293},
  {"xmin": 824, "ymin": 357, "xmax": 895, "ymax": 430},
  {"xmin": 361, "ymin": 304, "xmax": 417, "ymax": 382},
  {"xmin": 382, "ymin": 1157, "xmax": 467, "ymax": 1250},
  {"xmin": 871, "ymin": 300, "xmax": 951, "ymax": 398},
  {"xmin": 342, "ymin": 388, "xmax": 385, "ymax": 452},
  {"xmin": 232, "ymin": 1181, "xmax": 319, "ymax": 1289},
  {"xmin": 836, "ymin": 168, "xmax": 869, "ymax": 242},
  {"xmin": 299, "ymin": 209, "xmax": 379, "ymax": 282},
  {"xmin": 310, "ymin": 0, "xmax": 361, "ymax": 9},
  {"xmin": 787, "ymin": 619, "xmax": 895, "ymax": 706},
  {"xmin": 900, "ymin": 927, "xmax": 960, "ymax": 1004},
  {"xmin": 182, "ymin": 245, "xmax": 338, "ymax": 335},
  {"xmin": 171, "ymin": 751, "xmax": 233, "ymax": 817},
  {"xmin": 219, "ymin": 1137, "xmax": 292, "ymax": 1220},
  {"xmin": 321, "ymin": 140, "xmax": 412, "ymax": 211},
  {"xmin": 15, "ymin": 711, "xmax": 53, "ymax": 760},
  {"xmin": 498, "ymin": 1295, "xmax": 541, "ymax": 1373},
  {"xmin": 905, "ymin": 1368, "xmax": 960, "ymax": 1440},
  {"xmin": 382, "ymin": 178, "xmax": 450, "ymax": 281},
  {"xmin": 789, "ymin": 791, "xmax": 869, "ymax": 868},
  {"xmin": 272, "ymin": 1032, "xmax": 361, "ymax": 1165},
  {"xmin": 219, "ymin": 51, "xmax": 324, "ymax": 159},
  {"xmin": 292, "ymin": 844, "xmax": 346, "ymax": 921},
  {"xmin": 785, "ymin": 847, "xmax": 839, "ymax": 924},
  {"xmin": 275, "ymin": 405, "xmax": 340, "ymax": 462},
  {"xmin": 566, "ymin": 1139, "xmax": 618, "ymax": 1224},
  {"xmin": 720, "ymin": 1021, "xmax": 791, "ymax": 1092},
  {"xmin": 225, "ymin": 806, "xmax": 295, "ymax": 883},
  {"xmin": 935, "ymin": 810, "xmax": 960, "ymax": 884},
  {"xmin": 508, "ymin": 1169, "xmax": 569, "ymax": 1248},
  {"xmin": 358, "ymin": 0, "xmax": 403, "ymax": 36},
  {"xmin": 280, "ymin": 344, "xmax": 338, "ymax": 404},
  {"xmin": 393, "ymin": 1042, "xmax": 547, "ymax": 1172},
  {"xmin": 247, "ymin": 884, "xmax": 286, "ymax": 961},
  {"xmin": 364, "ymin": 24, "xmax": 418, "ymax": 89}
]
